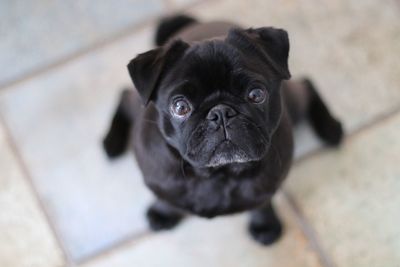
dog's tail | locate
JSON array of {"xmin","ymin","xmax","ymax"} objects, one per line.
[{"xmin": 155, "ymin": 14, "xmax": 198, "ymax": 46}]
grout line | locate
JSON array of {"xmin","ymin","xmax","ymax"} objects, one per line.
[
  {"xmin": 294, "ymin": 104, "xmax": 400, "ymax": 166},
  {"xmin": 0, "ymin": 19, "xmax": 159, "ymax": 92},
  {"xmin": 77, "ymin": 102, "xmax": 400, "ymax": 265},
  {"xmin": 0, "ymin": 113, "xmax": 74, "ymax": 266},
  {"xmin": 282, "ymin": 189, "xmax": 337, "ymax": 267},
  {"xmin": 1, "ymin": 101, "xmax": 398, "ymax": 266},
  {"xmin": 0, "ymin": 0, "xmax": 398, "ymax": 263},
  {"xmin": 281, "ymin": 106, "xmax": 400, "ymax": 266},
  {"xmin": 347, "ymin": 105, "xmax": 400, "ymax": 138},
  {"xmin": 76, "ymin": 230, "xmax": 153, "ymax": 265},
  {"xmin": 78, "ymin": 216, "xmax": 195, "ymax": 266},
  {"xmin": 0, "ymin": 1, "xmax": 218, "ymax": 265},
  {"xmin": 0, "ymin": 0, "xmax": 213, "ymax": 92}
]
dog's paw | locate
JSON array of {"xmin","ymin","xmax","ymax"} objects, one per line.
[
  {"xmin": 248, "ymin": 220, "xmax": 283, "ymax": 245},
  {"xmin": 103, "ymin": 133, "xmax": 126, "ymax": 158},
  {"xmin": 317, "ymin": 117, "xmax": 344, "ymax": 147},
  {"xmin": 146, "ymin": 206, "xmax": 183, "ymax": 231}
]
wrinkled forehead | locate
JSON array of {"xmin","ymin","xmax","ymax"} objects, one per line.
[
  {"xmin": 164, "ymin": 41, "xmax": 256, "ymax": 87},
  {"xmin": 161, "ymin": 40, "xmax": 242, "ymax": 89},
  {"xmin": 183, "ymin": 40, "xmax": 242, "ymax": 75},
  {"xmin": 158, "ymin": 40, "xmax": 275, "ymax": 102}
]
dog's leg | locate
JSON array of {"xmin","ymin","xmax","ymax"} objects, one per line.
[
  {"xmin": 302, "ymin": 78, "xmax": 344, "ymax": 146},
  {"xmin": 103, "ymin": 89, "xmax": 134, "ymax": 158},
  {"xmin": 248, "ymin": 201, "xmax": 283, "ymax": 245},
  {"xmin": 147, "ymin": 199, "xmax": 185, "ymax": 231}
]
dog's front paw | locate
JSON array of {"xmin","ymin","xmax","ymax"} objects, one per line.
[
  {"xmin": 248, "ymin": 220, "xmax": 283, "ymax": 245},
  {"xmin": 317, "ymin": 117, "xmax": 344, "ymax": 147},
  {"xmin": 103, "ymin": 133, "xmax": 126, "ymax": 158},
  {"xmin": 146, "ymin": 205, "xmax": 183, "ymax": 231}
]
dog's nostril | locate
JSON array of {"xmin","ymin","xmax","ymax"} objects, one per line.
[
  {"xmin": 207, "ymin": 104, "xmax": 237, "ymax": 122},
  {"xmin": 225, "ymin": 108, "xmax": 237, "ymax": 118},
  {"xmin": 207, "ymin": 112, "xmax": 219, "ymax": 121}
]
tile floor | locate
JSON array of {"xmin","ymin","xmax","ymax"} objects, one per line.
[
  {"xmin": 0, "ymin": 123, "xmax": 64, "ymax": 266},
  {"xmin": 0, "ymin": 0, "xmax": 166, "ymax": 88},
  {"xmin": 0, "ymin": 0, "xmax": 399, "ymax": 266}
]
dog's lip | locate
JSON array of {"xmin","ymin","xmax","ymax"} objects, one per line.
[{"xmin": 205, "ymin": 140, "xmax": 253, "ymax": 167}]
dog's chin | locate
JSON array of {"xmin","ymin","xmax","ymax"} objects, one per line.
[
  {"xmin": 205, "ymin": 153, "xmax": 256, "ymax": 168},
  {"xmin": 183, "ymin": 123, "xmax": 270, "ymax": 168},
  {"xmin": 205, "ymin": 141, "xmax": 249, "ymax": 167},
  {"xmin": 199, "ymin": 140, "xmax": 264, "ymax": 168}
]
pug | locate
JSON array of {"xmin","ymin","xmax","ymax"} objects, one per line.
[{"xmin": 103, "ymin": 15, "xmax": 343, "ymax": 245}]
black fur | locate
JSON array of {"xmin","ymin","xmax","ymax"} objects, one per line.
[
  {"xmin": 127, "ymin": 40, "xmax": 189, "ymax": 105},
  {"xmin": 303, "ymin": 78, "xmax": 344, "ymax": 146},
  {"xmin": 103, "ymin": 89, "xmax": 133, "ymax": 158},
  {"xmin": 249, "ymin": 202, "xmax": 283, "ymax": 245},
  {"xmin": 147, "ymin": 200, "xmax": 184, "ymax": 231},
  {"xmin": 155, "ymin": 15, "xmax": 197, "ymax": 46},
  {"xmin": 103, "ymin": 17, "xmax": 343, "ymax": 246},
  {"xmin": 227, "ymin": 28, "xmax": 291, "ymax": 79}
]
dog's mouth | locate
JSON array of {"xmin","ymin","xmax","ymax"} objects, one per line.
[
  {"xmin": 184, "ymin": 117, "xmax": 270, "ymax": 168},
  {"xmin": 205, "ymin": 140, "xmax": 255, "ymax": 167}
]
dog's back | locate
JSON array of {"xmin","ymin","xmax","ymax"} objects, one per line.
[{"xmin": 155, "ymin": 15, "xmax": 239, "ymax": 45}]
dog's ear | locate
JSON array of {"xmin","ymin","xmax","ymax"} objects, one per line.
[
  {"xmin": 127, "ymin": 40, "xmax": 189, "ymax": 105},
  {"xmin": 227, "ymin": 27, "xmax": 290, "ymax": 79}
]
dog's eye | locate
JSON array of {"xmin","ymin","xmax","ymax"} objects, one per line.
[
  {"xmin": 248, "ymin": 88, "xmax": 267, "ymax": 104},
  {"xmin": 171, "ymin": 98, "xmax": 192, "ymax": 118}
]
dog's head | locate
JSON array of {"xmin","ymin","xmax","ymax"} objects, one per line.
[{"xmin": 128, "ymin": 27, "xmax": 290, "ymax": 168}]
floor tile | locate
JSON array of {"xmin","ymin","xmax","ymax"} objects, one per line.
[
  {"xmin": 0, "ymin": 124, "xmax": 65, "ymax": 267},
  {"xmin": 81, "ymin": 193, "xmax": 322, "ymax": 267},
  {"xmin": 293, "ymin": 122, "xmax": 324, "ymax": 159},
  {"xmin": 285, "ymin": 113, "xmax": 400, "ymax": 266},
  {"xmin": 0, "ymin": 0, "xmax": 165, "ymax": 87},
  {"xmin": 0, "ymin": 27, "xmax": 155, "ymax": 261},
  {"xmin": 1, "ymin": 0, "xmax": 399, "ymax": 263},
  {"xmin": 191, "ymin": 0, "xmax": 400, "ymax": 131},
  {"xmin": 169, "ymin": 0, "xmax": 199, "ymax": 8},
  {"xmin": 0, "ymin": 18, "xmax": 317, "ymax": 261}
]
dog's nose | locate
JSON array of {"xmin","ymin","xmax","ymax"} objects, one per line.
[{"xmin": 207, "ymin": 104, "xmax": 238, "ymax": 124}]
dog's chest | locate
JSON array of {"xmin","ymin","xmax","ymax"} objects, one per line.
[{"xmin": 146, "ymin": 168, "xmax": 279, "ymax": 218}]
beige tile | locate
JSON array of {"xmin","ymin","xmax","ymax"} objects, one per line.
[
  {"xmin": 81, "ymin": 193, "xmax": 321, "ymax": 267},
  {"xmin": 0, "ymin": 0, "xmax": 165, "ymax": 86},
  {"xmin": 2, "ymin": 0, "xmax": 399, "ymax": 262},
  {"xmin": 169, "ymin": 0, "xmax": 199, "ymax": 8},
  {"xmin": 0, "ymin": 124, "xmax": 64, "ymax": 267},
  {"xmin": 191, "ymin": 0, "xmax": 400, "ymax": 131},
  {"xmin": 0, "ymin": 27, "xmax": 154, "ymax": 260},
  {"xmin": 285, "ymin": 112, "xmax": 400, "ymax": 266}
]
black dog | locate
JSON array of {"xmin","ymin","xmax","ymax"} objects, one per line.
[{"xmin": 103, "ymin": 15, "xmax": 343, "ymax": 245}]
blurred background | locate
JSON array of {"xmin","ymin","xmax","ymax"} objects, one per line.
[{"xmin": 0, "ymin": 0, "xmax": 399, "ymax": 266}]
